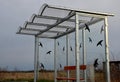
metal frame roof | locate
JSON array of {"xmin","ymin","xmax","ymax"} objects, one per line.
[
  {"xmin": 16, "ymin": 4, "xmax": 114, "ymax": 82},
  {"xmin": 17, "ymin": 4, "xmax": 114, "ymax": 39}
]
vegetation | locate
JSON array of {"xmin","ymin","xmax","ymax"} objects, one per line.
[
  {"xmin": 0, "ymin": 64, "xmax": 120, "ymax": 82},
  {"xmin": 0, "ymin": 79, "xmax": 54, "ymax": 82}
]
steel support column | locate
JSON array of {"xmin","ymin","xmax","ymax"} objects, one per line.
[
  {"xmin": 104, "ymin": 17, "xmax": 111, "ymax": 82},
  {"xmin": 37, "ymin": 40, "xmax": 39, "ymax": 80},
  {"xmin": 34, "ymin": 36, "xmax": 39, "ymax": 82},
  {"xmin": 66, "ymin": 34, "xmax": 70, "ymax": 82},
  {"xmin": 75, "ymin": 12, "xmax": 80, "ymax": 82},
  {"xmin": 54, "ymin": 39, "xmax": 57, "ymax": 82},
  {"xmin": 82, "ymin": 28, "xmax": 87, "ymax": 82}
]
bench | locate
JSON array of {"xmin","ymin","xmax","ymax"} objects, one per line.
[{"xmin": 56, "ymin": 65, "xmax": 86, "ymax": 81}]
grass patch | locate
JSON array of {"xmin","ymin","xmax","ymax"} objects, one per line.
[
  {"xmin": 0, "ymin": 79, "xmax": 54, "ymax": 82},
  {"xmin": 37, "ymin": 79, "xmax": 54, "ymax": 82}
]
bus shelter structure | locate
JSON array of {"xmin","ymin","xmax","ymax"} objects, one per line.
[{"xmin": 17, "ymin": 4, "xmax": 114, "ymax": 82}]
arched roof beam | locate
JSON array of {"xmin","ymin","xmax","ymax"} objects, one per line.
[{"xmin": 36, "ymin": 12, "xmax": 75, "ymax": 36}]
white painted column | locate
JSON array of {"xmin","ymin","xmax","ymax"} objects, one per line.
[
  {"xmin": 66, "ymin": 34, "xmax": 70, "ymax": 82},
  {"xmin": 75, "ymin": 12, "xmax": 80, "ymax": 82},
  {"xmin": 34, "ymin": 36, "xmax": 39, "ymax": 82},
  {"xmin": 37, "ymin": 38, "xmax": 39, "ymax": 80},
  {"xmin": 82, "ymin": 28, "xmax": 87, "ymax": 82},
  {"xmin": 104, "ymin": 17, "xmax": 111, "ymax": 82},
  {"xmin": 54, "ymin": 39, "xmax": 57, "ymax": 82}
]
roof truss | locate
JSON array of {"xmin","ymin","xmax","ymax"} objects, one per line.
[{"xmin": 17, "ymin": 4, "xmax": 114, "ymax": 39}]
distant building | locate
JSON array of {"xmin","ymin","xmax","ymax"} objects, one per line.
[
  {"xmin": 103, "ymin": 61, "xmax": 120, "ymax": 71},
  {"xmin": 103, "ymin": 61, "xmax": 120, "ymax": 82},
  {"xmin": 109, "ymin": 61, "xmax": 120, "ymax": 71}
]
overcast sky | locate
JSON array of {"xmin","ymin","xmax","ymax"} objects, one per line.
[{"xmin": 0, "ymin": 0, "xmax": 120, "ymax": 70}]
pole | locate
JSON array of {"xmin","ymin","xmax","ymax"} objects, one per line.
[
  {"xmin": 75, "ymin": 12, "xmax": 80, "ymax": 82},
  {"xmin": 66, "ymin": 34, "xmax": 70, "ymax": 82},
  {"xmin": 34, "ymin": 36, "xmax": 39, "ymax": 82},
  {"xmin": 82, "ymin": 28, "xmax": 87, "ymax": 82},
  {"xmin": 54, "ymin": 39, "xmax": 57, "ymax": 82},
  {"xmin": 104, "ymin": 17, "xmax": 111, "ymax": 82},
  {"xmin": 37, "ymin": 38, "xmax": 39, "ymax": 80}
]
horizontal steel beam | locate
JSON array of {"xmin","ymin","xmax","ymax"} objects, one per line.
[
  {"xmin": 27, "ymin": 22, "xmax": 74, "ymax": 29},
  {"xmin": 47, "ymin": 4, "xmax": 114, "ymax": 16},
  {"xmin": 16, "ymin": 32, "xmax": 36, "ymax": 36},
  {"xmin": 16, "ymin": 32, "xmax": 55, "ymax": 39},
  {"xmin": 19, "ymin": 27, "xmax": 64, "ymax": 34},
  {"xmin": 35, "ymin": 15, "xmax": 88, "ymax": 23}
]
